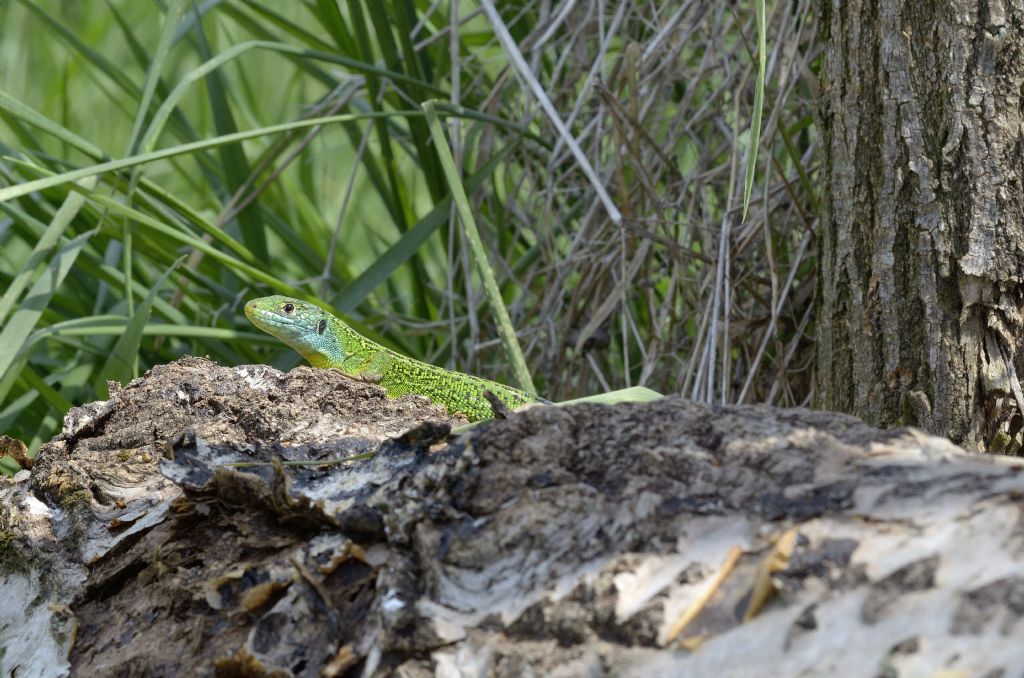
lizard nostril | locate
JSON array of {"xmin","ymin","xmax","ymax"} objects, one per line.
[{"xmin": 283, "ymin": 303, "xmax": 294, "ymax": 314}]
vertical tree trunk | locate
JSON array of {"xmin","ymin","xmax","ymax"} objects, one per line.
[{"xmin": 816, "ymin": 0, "xmax": 1024, "ymax": 450}]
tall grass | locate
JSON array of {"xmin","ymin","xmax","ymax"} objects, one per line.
[{"xmin": 0, "ymin": 0, "xmax": 817, "ymax": 466}]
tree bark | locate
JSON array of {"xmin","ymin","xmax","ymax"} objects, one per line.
[{"xmin": 816, "ymin": 0, "xmax": 1024, "ymax": 450}]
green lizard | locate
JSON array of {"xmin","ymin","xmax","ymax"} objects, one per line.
[{"xmin": 245, "ymin": 295, "xmax": 549, "ymax": 422}]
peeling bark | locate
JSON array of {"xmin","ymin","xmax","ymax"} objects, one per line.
[
  {"xmin": 816, "ymin": 0, "xmax": 1024, "ymax": 450},
  {"xmin": 3, "ymin": 358, "xmax": 1024, "ymax": 676}
]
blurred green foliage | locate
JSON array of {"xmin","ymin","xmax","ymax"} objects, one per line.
[{"xmin": 0, "ymin": 0, "xmax": 815, "ymax": 463}]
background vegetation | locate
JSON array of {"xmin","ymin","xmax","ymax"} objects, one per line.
[{"xmin": 0, "ymin": 0, "xmax": 817, "ymax": 465}]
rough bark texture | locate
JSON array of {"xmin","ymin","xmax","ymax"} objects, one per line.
[
  {"xmin": 816, "ymin": 0, "xmax": 1024, "ymax": 450},
  {"xmin": 4, "ymin": 357, "xmax": 1024, "ymax": 676}
]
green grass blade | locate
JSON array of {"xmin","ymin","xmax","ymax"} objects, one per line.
[
  {"xmin": 189, "ymin": 9, "xmax": 268, "ymax": 261},
  {"xmin": 139, "ymin": 41, "xmax": 293, "ymax": 154},
  {"xmin": 313, "ymin": 0, "xmax": 355, "ymax": 52},
  {"xmin": 243, "ymin": 1, "xmax": 334, "ymax": 52},
  {"xmin": 0, "ymin": 88, "xmax": 106, "ymax": 160},
  {"xmin": 347, "ymin": 1, "xmax": 418, "ymax": 255},
  {"xmin": 331, "ymin": 142, "xmax": 517, "ymax": 313},
  {"xmin": 0, "ymin": 176, "xmax": 96, "ymax": 325},
  {"xmin": 740, "ymin": 0, "xmax": 767, "ymax": 223},
  {"xmin": 423, "ymin": 100, "xmax": 536, "ymax": 394},
  {"xmin": 4, "ymin": 155, "xmax": 261, "ymax": 267},
  {"xmin": 126, "ymin": 0, "xmax": 185, "ymax": 157},
  {"xmin": 118, "ymin": 0, "xmax": 186, "ymax": 322},
  {"xmin": 0, "ymin": 230, "xmax": 95, "ymax": 402},
  {"xmin": 16, "ymin": 0, "xmax": 140, "ymax": 98},
  {"xmin": 0, "ymin": 110, "xmax": 420, "ymax": 203},
  {"xmin": 555, "ymin": 386, "xmax": 664, "ymax": 407},
  {"xmin": 44, "ymin": 324, "xmax": 273, "ymax": 341},
  {"xmin": 20, "ymin": 365, "xmax": 74, "ymax": 414},
  {"xmin": 93, "ymin": 256, "xmax": 184, "ymax": 397},
  {"xmin": 0, "ymin": 354, "xmax": 29, "ymax": 413},
  {"xmin": 79, "ymin": 191, "xmax": 304, "ymax": 294},
  {"xmin": 365, "ymin": 2, "xmax": 444, "ymax": 201},
  {"xmin": 778, "ymin": 119, "xmax": 819, "ymax": 215},
  {"xmin": 0, "ymin": 456, "xmax": 21, "ymax": 476},
  {"xmin": 24, "ymin": 314, "xmax": 271, "ymax": 348}
]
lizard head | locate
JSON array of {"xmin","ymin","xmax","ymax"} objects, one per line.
[{"xmin": 244, "ymin": 296, "xmax": 337, "ymax": 367}]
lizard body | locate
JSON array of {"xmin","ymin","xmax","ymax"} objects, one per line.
[{"xmin": 245, "ymin": 295, "xmax": 547, "ymax": 421}]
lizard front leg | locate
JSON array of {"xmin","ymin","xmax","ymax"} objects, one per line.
[{"xmin": 337, "ymin": 354, "xmax": 381, "ymax": 384}]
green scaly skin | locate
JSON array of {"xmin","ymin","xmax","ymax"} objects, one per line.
[{"xmin": 245, "ymin": 295, "xmax": 548, "ymax": 422}]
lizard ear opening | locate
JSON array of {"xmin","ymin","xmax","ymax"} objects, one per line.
[{"xmin": 317, "ymin": 319, "xmax": 327, "ymax": 335}]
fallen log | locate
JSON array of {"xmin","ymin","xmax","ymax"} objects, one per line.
[{"xmin": 2, "ymin": 356, "xmax": 1023, "ymax": 676}]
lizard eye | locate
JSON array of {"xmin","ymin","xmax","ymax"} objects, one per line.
[{"xmin": 283, "ymin": 303, "xmax": 294, "ymax": 314}]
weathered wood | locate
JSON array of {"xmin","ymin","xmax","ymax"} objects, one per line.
[
  {"xmin": 3, "ymin": 357, "xmax": 1024, "ymax": 676},
  {"xmin": 816, "ymin": 0, "xmax": 1024, "ymax": 450}
]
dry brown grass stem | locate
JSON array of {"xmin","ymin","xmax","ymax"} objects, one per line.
[{"xmin": 421, "ymin": 0, "xmax": 817, "ymax": 405}]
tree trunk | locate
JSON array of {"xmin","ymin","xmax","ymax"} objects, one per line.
[{"xmin": 816, "ymin": 0, "xmax": 1024, "ymax": 451}]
